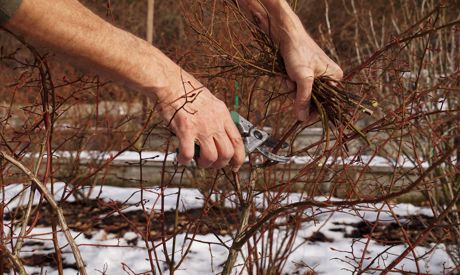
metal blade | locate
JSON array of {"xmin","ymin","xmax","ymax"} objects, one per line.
[
  {"xmin": 262, "ymin": 136, "xmax": 289, "ymax": 150},
  {"xmin": 256, "ymin": 146, "xmax": 291, "ymax": 163}
]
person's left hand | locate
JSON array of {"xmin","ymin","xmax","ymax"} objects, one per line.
[{"xmin": 280, "ymin": 31, "xmax": 343, "ymax": 121}]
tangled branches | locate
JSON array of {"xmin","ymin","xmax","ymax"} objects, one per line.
[{"xmin": 1, "ymin": 0, "xmax": 459, "ymax": 274}]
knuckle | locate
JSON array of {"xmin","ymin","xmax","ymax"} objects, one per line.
[
  {"xmin": 234, "ymin": 152, "xmax": 245, "ymax": 163},
  {"xmin": 304, "ymin": 73, "xmax": 315, "ymax": 81},
  {"xmin": 182, "ymin": 123, "xmax": 194, "ymax": 134},
  {"xmin": 175, "ymin": 115, "xmax": 193, "ymax": 133},
  {"xmin": 177, "ymin": 154, "xmax": 192, "ymax": 164},
  {"xmin": 223, "ymin": 147, "xmax": 234, "ymax": 161},
  {"xmin": 230, "ymin": 135, "xmax": 243, "ymax": 146},
  {"xmin": 182, "ymin": 149, "xmax": 194, "ymax": 160},
  {"xmin": 296, "ymin": 97, "xmax": 309, "ymax": 105},
  {"xmin": 202, "ymin": 151, "xmax": 218, "ymax": 164},
  {"xmin": 217, "ymin": 100, "xmax": 227, "ymax": 109},
  {"xmin": 178, "ymin": 147, "xmax": 194, "ymax": 163}
]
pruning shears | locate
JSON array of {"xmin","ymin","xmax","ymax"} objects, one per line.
[
  {"xmin": 228, "ymin": 85, "xmax": 290, "ymax": 164},
  {"xmin": 179, "ymin": 85, "xmax": 290, "ymax": 165},
  {"xmin": 230, "ymin": 111, "xmax": 291, "ymax": 164},
  {"xmin": 183, "ymin": 111, "xmax": 291, "ymax": 165}
]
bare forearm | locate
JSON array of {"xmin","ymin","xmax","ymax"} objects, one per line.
[
  {"xmin": 3, "ymin": 0, "xmax": 247, "ymax": 170},
  {"xmin": 5, "ymin": 0, "xmax": 182, "ymax": 102}
]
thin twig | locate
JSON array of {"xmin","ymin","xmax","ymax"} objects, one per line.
[{"xmin": 0, "ymin": 152, "xmax": 88, "ymax": 275}]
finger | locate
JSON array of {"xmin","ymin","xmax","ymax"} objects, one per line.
[
  {"xmin": 211, "ymin": 133, "xmax": 234, "ymax": 169},
  {"xmin": 285, "ymin": 78, "xmax": 297, "ymax": 101},
  {"xmin": 196, "ymin": 136, "xmax": 218, "ymax": 168},
  {"xmin": 295, "ymin": 69, "xmax": 314, "ymax": 121},
  {"xmin": 326, "ymin": 65, "xmax": 343, "ymax": 81},
  {"xmin": 320, "ymin": 58, "xmax": 343, "ymax": 81},
  {"xmin": 225, "ymin": 118, "xmax": 245, "ymax": 171},
  {"xmin": 322, "ymin": 63, "xmax": 343, "ymax": 88},
  {"xmin": 176, "ymin": 133, "xmax": 195, "ymax": 165},
  {"xmin": 331, "ymin": 66, "xmax": 344, "ymax": 80}
]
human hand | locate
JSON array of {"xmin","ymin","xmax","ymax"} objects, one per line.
[
  {"xmin": 157, "ymin": 72, "xmax": 245, "ymax": 171},
  {"xmin": 235, "ymin": 0, "xmax": 343, "ymax": 122},
  {"xmin": 1, "ymin": 0, "xmax": 244, "ymax": 171},
  {"xmin": 280, "ymin": 32, "xmax": 343, "ymax": 121}
]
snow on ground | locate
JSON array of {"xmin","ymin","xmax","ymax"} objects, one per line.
[
  {"xmin": 26, "ymin": 151, "xmax": 177, "ymax": 162},
  {"xmin": 3, "ymin": 182, "xmax": 203, "ymax": 212},
  {"xmin": 2, "ymin": 183, "xmax": 456, "ymax": 274},
  {"xmin": 26, "ymin": 150, "xmax": 441, "ymax": 169}
]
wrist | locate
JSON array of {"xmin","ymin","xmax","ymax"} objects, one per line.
[
  {"xmin": 97, "ymin": 27, "xmax": 197, "ymax": 114},
  {"xmin": 270, "ymin": 3, "xmax": 306, "ymax": 43},
  {"xmin": 242, "ymin": 0, "xmax": 306, "ymax": 45},
  {"xmin": 113, "ymin": 31, "xmax": 186, "ymax": 104},
  {"xmin": 140, "ymin": 57, "xmax": 204, "ymax": 116}
]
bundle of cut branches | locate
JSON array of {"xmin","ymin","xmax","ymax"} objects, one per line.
[{"xmin": 185, "ymin": 0, "xmax": 377, "ymax": 145}]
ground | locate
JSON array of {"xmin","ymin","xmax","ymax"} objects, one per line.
[{"xmin": 2, "ymin": 183, "xmax": 456, "ymax": 275}]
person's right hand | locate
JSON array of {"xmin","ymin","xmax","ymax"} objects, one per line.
[
  {"xmin": 157, "ymin": 72, "xmax": 245, "ymax": 171},
  {"xmin": 1, "ymin": 0, "xmax": 243, "ymax": 172}
]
